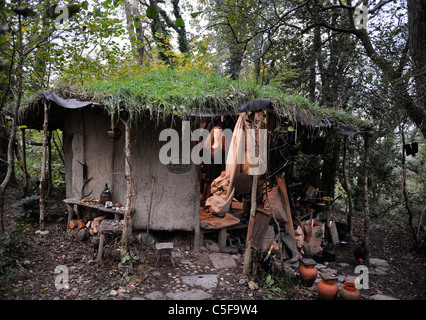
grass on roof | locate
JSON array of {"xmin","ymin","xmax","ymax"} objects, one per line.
[{"xmin": 54, "ymin": 68, "xmax": 367, "ymax": 127}]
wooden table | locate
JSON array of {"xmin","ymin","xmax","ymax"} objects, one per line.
[
  {"xmin": 63, "ymin": 198, "xmax": 124, "ymax": 224},
  {"xmin": 200, "ymin": 223, "xmax": 247, "ymax": 249}
]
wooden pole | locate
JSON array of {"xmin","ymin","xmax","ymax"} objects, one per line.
[
  {"xmin": 121, "ymin": 119, "xmax": 134, "ymax": 250},
  {"xmin": 242, "ymin": 174, "xmax": 258, "ymax": 276},
  {"xmin": 39, "ymin": 101, "xmax": 50, "ymax": 231},
  {"xmin": 193, "ymin": 164, "xmax": 201, "ymax": 251},
  {"xmin": 243, "ymin": 111, "xmax": 266, "ymax": 275},
  {"xmin": 21, "ymin": 127, "xmax": 29, "ymax": 195}
]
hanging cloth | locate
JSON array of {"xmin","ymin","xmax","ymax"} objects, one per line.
[{"xmin": 205, "ymin": 114, "xmax": 247, "ymax": 217}]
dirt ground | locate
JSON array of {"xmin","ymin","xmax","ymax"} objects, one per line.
[{"xmin": 1, "ymin": 194, "xmax": 425, "ymax": 301}]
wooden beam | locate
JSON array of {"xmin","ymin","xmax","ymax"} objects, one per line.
[
  {"xmin": 39, "ymin": 101, "xmax": 50, "ymax": 231},
  {"xmin": 242, "ymin": 174, "xmax": 258, "ymax": 276},
  {"xmin": 276, "ymin": 173, "xmax": 296, "ymax": 242}
]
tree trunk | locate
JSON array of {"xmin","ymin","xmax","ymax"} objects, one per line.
[
  {"xmin": 321, "ymin": 134, "xmax": 341, "ymax": 199},
  {"xmin": 400, "ymin": 124, "xmax": 418, "ymax": 248},
  {"xmin": 228, "ymin": 46, "xmax": 244, "ymax": 78},
  {"xmin": 52, "ymin": 130, "xmax": 65, "ymax": 165},
  {"xmin": 354, "ymin": 28, "xmax": 426, "ymax": 138},
  {"xmin": 171, "ymin": 0, "xmax": 189, "ymax": 54},
  {"xmin": 342, "ymin": 136, "xmax": 355, "ymax": 241},
  {"xmin": 47, "ymin": 130, "xmax": 52, "ymax": 196},
  {"xmin": 123, "ymin": 0, "xmax": 147, "ymax": 64},
  {"xmin": 362, "ymin": 132, "xmax": 371, "ymax": 265},
  {"xmin": 39, "ymin": 102, "xmax": 50, "ymax": 231},
  {"xmin": 408, "ymin": 0, "xmax": 426, "ymax": 137},
  {"xmin": 0, "ymin": 14, "xmax": 23, "ymax": 234}
]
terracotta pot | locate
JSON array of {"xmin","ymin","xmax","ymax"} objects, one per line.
[
  {"xmin": 339, "ymin": 281, "xmax": 361, "ymax": 300},
  {"xmin": 317, "ymin": 278, "xmax": 338, "ymax": 300},
  {"xmin": 299, "ymin": 264, "xmax": 318, "ymax": 287}
]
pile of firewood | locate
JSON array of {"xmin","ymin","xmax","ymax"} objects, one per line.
[{"xmin": 67, "ymin": 216, "xmax": 107, "ymax": 242}]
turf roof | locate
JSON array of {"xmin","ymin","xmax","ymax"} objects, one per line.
[{"xmin": 22, "ymin": 68, "xmax": 368, "ymax": 130}]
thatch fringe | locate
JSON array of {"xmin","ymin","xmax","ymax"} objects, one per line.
[{"xmin": 19, "ymin": 69, "xmax": 368, "ymax": 131}]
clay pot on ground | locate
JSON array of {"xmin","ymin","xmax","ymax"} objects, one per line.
[
  {"xmin": 317, "ymin": 273, "xmax": 338, "ymax": 300},
  {"xmin": 339, "ymin": 281, "xmax": 361, "ymax": 300},
  {"xmin": 299, "ymin": 263, "xmax": 318, "ymax": 287}
]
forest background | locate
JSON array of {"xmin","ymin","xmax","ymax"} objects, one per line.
[{"xmin": 0, "ymin": 0, "xmax": 425, "ymax": 255}]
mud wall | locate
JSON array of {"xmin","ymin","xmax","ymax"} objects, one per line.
[{"xmin": 63, "ymin": 108, "xmax": 199, "ymax": 231}]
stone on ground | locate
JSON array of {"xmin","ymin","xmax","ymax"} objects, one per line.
[
  {"xmin": 208, "ymin": 253, "xmax": 237, "ymax": 269},
  {"xmin": 145, "ymin": 290, "xmax": 165, "ymax": 300},
  {"xmin": 369, "ymin": 294, "xmax": 397, "ymax": 300},
  {"xmin": 369, "ymin": 258, "xmax": 390, "ymax": 268},
  {"xmin": 181, "ymin": 274, "xmax": 218, "ymax": 290},
  {"xmin": 166, "ymin": 289, "xmax": 212, "ymax": 300}
]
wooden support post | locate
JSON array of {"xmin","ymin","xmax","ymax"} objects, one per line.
[
  {"xmin": 277, "ymin": 173, "xmax": 296, "ymax": 242},
  {"xmin": 109, "ymin": 139, "xmax": 115, "ymax": 199},
  {"xmin": 121, "ymin": 119, "xmax": 133, "ymax": 250},
  {"xmin": 39, "ymin": 102, "xmax": 50, "ymax": 231},
  {"xmin": 242, "ymin": 174, "xmax": 258, "ymax": 276},
  {"xmin": 97, "ymin": 233, "xmax": 105, "ymax": 262},
  {"xmin": 193, "ymin": 164, "xmax": 201, "ymax": 251},
  {"xmin": 218, "ymin": 228, "xmax": 227, "ymax": 248},
  {"xmin": 66, "ymin": 204, "xmax": 74, "ymax": 226},
  {"xmin": 21, "ymin": 127, "xmax": 29, "ymax": 195}
]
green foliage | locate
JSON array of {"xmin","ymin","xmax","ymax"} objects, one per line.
[
  {"xmin": 13, "ymin": 129, "xmax": 66, "ymax": 195},
  {"xmin": 0, "ymin": 221, "xmax": 33, "ymax": 282},
  {"xmin": 261, "ymin": 269, "xmax": 298, "ymax": 300},
  {"xmin": 175, "ymin": 17, "xmax": 185, "ymax": 28},
  {"xmin": 10, "ymin": 194, "xmax": 58, "ymax": 220},
  {"xmin": 49, "ymin": 0, "xmax": 130, "ymax": 86},
  {"xmin": 117, "ymin": 246, "xmax": 139, "ymax": 266},
  {"xmin": 146, "ymin": 5, "xmax": 159, "ymax": 19},
  {"xmin": 11, "ymin": 195, "xmax": 40, "ymax": 220}
]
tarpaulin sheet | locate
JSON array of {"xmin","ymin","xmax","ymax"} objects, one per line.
[{"xmin": 44, "ymin": 91, "xmax": 98, "ymax": 109}]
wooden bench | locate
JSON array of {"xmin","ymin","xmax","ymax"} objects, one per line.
[
  {"xmin": 63, "ymin": 199, "xmax": 125, "ymax": 261},
  {"xmin": 63, "ymin": 198, "xmax": 124, "ymax": 224},
  {"xmin": 200, "ymin": 223, "xmax": 247, "ymax": 249}
]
